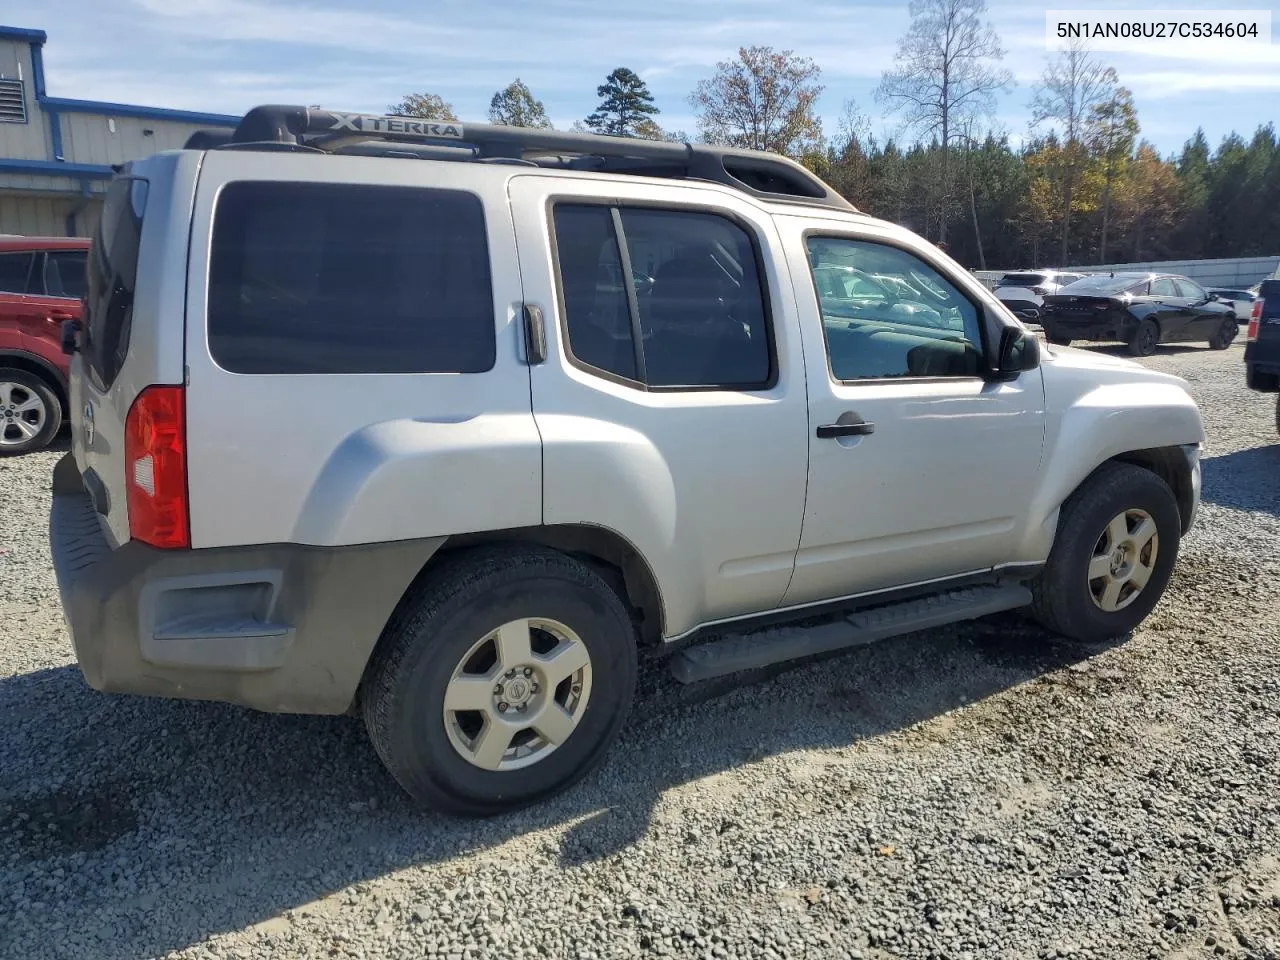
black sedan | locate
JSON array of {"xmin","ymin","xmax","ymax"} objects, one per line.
[{"xmin": 1040, "ymin": 273, "xmax": 1239, "ymax": 356}]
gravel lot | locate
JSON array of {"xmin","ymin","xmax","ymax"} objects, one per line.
[{"xmin": 2, "ymin": 342, "xmax": 1278, "ymax": 960}]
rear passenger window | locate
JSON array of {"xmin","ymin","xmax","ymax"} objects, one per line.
[
  {"xmin": 805, "ymin": 237, "xmax": 984, "ymax": 381},
  {"xmin": 0, "ymin": 252, "xmax": 33, "ymax": 295},
  {"xmin": 208, "ymin": 182, "xmax": 495, "ymax": 375},
  {"xmin": 553, "ymin": 203, "xmax": 772, "ymax": 390},
  {"xmin": 84, "ymin": 177, "xmax": 148, "ymax": 389},
  {"xmin": 45, "ymin": 250, "xmax": 88, "ymax": 299}
]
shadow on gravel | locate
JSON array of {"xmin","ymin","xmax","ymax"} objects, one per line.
[
  {"xmin": 1201, "ymin": 445, "xmax": 1280, "ymax": 516},
  {"xmin": 0, "ymin": 616, "xmax": 1118, "ymax": 959},
  {"xmin": 1068, "ymin": 342, "xmax": 1208, "ymax": 357}
]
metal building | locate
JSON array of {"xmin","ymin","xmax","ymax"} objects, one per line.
[{"xmin": 0, "ymin": 25, "xmax": 239, "ymax": 237}]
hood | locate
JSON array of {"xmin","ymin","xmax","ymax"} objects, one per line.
[{"xmin": 1042, "ymin": 342, "xmax": 1191, "ymax": 389}]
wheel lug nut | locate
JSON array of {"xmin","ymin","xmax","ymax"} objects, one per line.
[
  {"xmin": 530, "ymin": 683, "xmax": 539, "ymax": 693},
  {"xmin": 494, "ymin": 684, "xmax": 503, "ymax": 695},
  {"xmin": 523, "ymin": 667, "xmax": 533, "ymax": 677},
  {"xmin": 506, "ymin": 669, "xmax": 516, "ymax": 678},
  {"xmin": 498, "ymin": 701, "xmax": 509, "ymax": 713},
  {"xmin": 517, "ymin": 704, "xmax": 527, "ymax": 713}
]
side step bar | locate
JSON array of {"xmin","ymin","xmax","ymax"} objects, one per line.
[{"xmin": 669, "ymin": 583, "xmax": 1033, "ymax": 684}]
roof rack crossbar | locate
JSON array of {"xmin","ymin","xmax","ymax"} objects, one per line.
[{"xmin": 186, "ymin": 104, "xmax": 856, "ymax": 212}]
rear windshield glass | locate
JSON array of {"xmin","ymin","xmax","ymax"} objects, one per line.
[
  {"xmin": 207, "ymin": 182, "xmax": 495, "ymax": 375},
  {"xmin": 84, "ymin": 177, "xmax": 148, "ymax": 389},
  {"xmin": 1059, "ymin": 275, "xmax": 1147, "ymax": 295},
  {"xmin": 999, "ymin": 273, "xmax": 1048, "ymax": 286}
]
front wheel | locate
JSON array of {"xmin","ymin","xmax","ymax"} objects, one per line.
[
  {"xmin": 1208, "ymin": 318, "xmax": 1237, "ymax": 350},
  {"xmin": 1031, "ymin": 462, "xmax": 1181, "ymax": 645},
  {"xmin": 361, "ymin": 545, "xmax": 637, "ymax": 816}
]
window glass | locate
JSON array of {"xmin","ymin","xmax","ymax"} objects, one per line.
[
  {"xmin": 554, "ymin": 204, "xmax": 772, "ymax": 389},
  {"xmin": 208, "ymin": 182, "xmax": 495, "ymax": 375},
  {"xmin": 0, "ymin": 252, "xmax": 33, "ymax": 295},
  {"xmin": 620, "ymin": 208, "xmax": 770, "ymax": 388},
  {"xmin": 84, "ymin": 177, "xmax": 148, "ymax": 388},
  {"xmin": 805, "ymin": 237, "xmax": 984, "ymax": 381},
  {"xmin": 1174, "ymin": 278, "xmax": 1206, "ymax": 300},
  {"xmin": 553, "ymin": 205, "xmax": 637, "ymax": 381},
  {"xmin": 44, "ymin": 250, "xmax": 88, "ymax": 299},
  {"xmin": 1150, "ymin": 278, "xmax": 1178, "ymax": 297}
]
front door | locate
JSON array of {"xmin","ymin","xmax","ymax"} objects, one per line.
[
  {"xmin": 507, "ymin": 175, "xmax": 811, "ymax": 639},
  {"xmin": 779, "ymin": 224, "xmax": 1047, "ymax": 607}
]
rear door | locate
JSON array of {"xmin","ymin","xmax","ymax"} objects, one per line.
[
  {"xmin": 1147, "ymin": 277, "xmax": 1192, "ymax": 337},
  {"xmin": 507, "ymin": 174, "xmax": 810, "ymax": 638},
  {"xmin": 0, "ymin": 250, "xmax": 40, "ymax": 353},
  {"xmin": 183, "ymin": 151, "xmax": 540, "ymax": 549}
]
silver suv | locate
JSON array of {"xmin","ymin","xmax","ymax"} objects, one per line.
[{"xmin": 51, "ymin": 106, "xmax": 1205, "ymax": 815}]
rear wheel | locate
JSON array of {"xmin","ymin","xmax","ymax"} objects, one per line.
[
  {"xmin": 1044, "ymin": 329, "xmax": 1072, "ymax": 346},
  {"xmin": 0, "ymin": 369, "xmax": 61, "ymax": 456},
  {"xmin": 1127, "ymin": 319, "xmax": 1159, "ymax": 357},
  {"xmin": 361, "ymin": 545, "xmax": 637, "ymax": 816},
  {"xmin": 1208, "ymin": 318, "xmax": 1237, "ymax": 350},
  {"xmin": 1031, "ymin": 462, "xmax": 1180, "ymax": 645}
]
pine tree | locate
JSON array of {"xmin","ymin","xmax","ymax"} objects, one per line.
[{"xmin": 584, "ymin": 68, "xmax": 660, "ymax": 138}]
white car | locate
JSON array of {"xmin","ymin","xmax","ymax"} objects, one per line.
[
  {"xmin": 1208, "ymin": 288, "xmax": 1258, "ymax": 322},
  {"xmin": 994, "ymin": 270, "xmax": 1089, "ymax": 321},
  {"xmin": 50, "ymin": 106, "xmax": 1205, "ymax": 815}
]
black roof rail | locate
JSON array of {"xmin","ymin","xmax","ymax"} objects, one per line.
[{"xmin": 185, "ymin": 104, "xmax": 855, "ymax": 212}]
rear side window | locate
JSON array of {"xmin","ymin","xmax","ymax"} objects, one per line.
[
  {"xmin": 0, "ymin": 252, "xmax": 33, "ymax": 294},
  {"xmin": 208, "ymin": 182, "xmax": 495, "ymax": 375},
  {"xmin": 45, "ymin": 250, "xmax": 88, "ymax": 299},
  {"xmin": 84, "ymin": 177, "xmax": 148, "ymax": 389},
  {"xmin": 553, "ymin": 203, "xmax": 773, "ymax": 390}
]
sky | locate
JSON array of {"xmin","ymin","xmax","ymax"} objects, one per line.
[{"xmin": 22, "ymin": 0, "xmax": 1280, "ymax": 156}]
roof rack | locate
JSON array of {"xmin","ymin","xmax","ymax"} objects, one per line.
[{"xmin": 183, "ymin": 104, "xmax": 856, "ymax": 213}]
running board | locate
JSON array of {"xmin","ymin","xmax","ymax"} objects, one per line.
[{"xmin": 669, "ymin": 583, "xmax": 1033, "ymax": 684}]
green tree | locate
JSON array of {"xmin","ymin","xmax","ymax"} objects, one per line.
[
  {"xmin": 387, "ymin": 92, "xmax": 458, "ymax": 121},
  {"xmin": 689, "ymin": 46, "xmax": 824, "ymax": 156},
  {"xmin": 489, "ymin": 79, "xmax": 552, "ymax": 128},
  {"xmin": 585, "ymin": 67, "xmax": 660, "ymax": 137}
]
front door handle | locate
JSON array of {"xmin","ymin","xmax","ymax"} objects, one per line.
[{"xmin": 816, "ymin": 420, "xmax": 875, "ymax": 439}]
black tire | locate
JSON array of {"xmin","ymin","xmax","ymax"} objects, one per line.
[
  {"xmin": 0, "ymin": 368, "xmax": 62, "ymax": 456},
  {"xmin": 1127, "ymin": 318, "xmax": 1160, "ymax": 357},
  {"xmin": 1030, "ymin": 462, "xmax": 1181, "ymax": 645},
  {"xmin": 361, "ymin": 545, "xmax": 637, "ymax": 816},
  {"xmin": 1208, "ymin": 318, "xmax": 1236, "ymax": 350},
  {"xmin": 1045, "ymin": 331, "xmax": 1072, "ymax": 346}
]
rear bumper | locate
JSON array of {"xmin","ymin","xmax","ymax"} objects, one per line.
[
  {"xmin": 1041, "ymin": 314, "xmax": 1135, "ymax": 341},
  {"xmin": 50, "ymin": 454, "xmax": 446, "ymax": 714},
  {"xmin": 1244, "ymin": 342, "xmax": 1280, "ymax": 391}
]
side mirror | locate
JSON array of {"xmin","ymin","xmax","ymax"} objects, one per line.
[{"xmin": 990, "ymin": 326, "xmax": 1040, "ymax": 381}]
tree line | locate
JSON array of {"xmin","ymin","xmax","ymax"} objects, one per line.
[{"xmin": 387, "ymin": 0, "xmax": 1280, "ymax": 269}]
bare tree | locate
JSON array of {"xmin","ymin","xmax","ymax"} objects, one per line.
[
  {"xmin": 1086, "ymin": 85, "xmax": 1139, "ymax": 261},
  {"xmin": 875, "ymin": 0, "xmax": 1013, "ymax": 244},
  {"xmin": 690, "ymin": 46, "xmax": 824, "ymax": 156},
  {"xmin": 1032, "ymin": 39, "xmax": 1117, "ymax": 262}
]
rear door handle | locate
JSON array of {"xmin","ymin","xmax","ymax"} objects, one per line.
[
  {"xmin": 48, "ymin": 310, "xmax": 75, "ymax": 321},
  {"xmin": 816, "ymin": 421, "xmax": 875, "ymax": 439}
]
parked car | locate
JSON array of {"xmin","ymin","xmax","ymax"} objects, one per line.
[
  {"xmin": 993, "ymin": 270, "xmax": 1088, "ymax": 322},
  {"xmin": 1208, "ymin": 288, "xmax": 1258, "ymax": 322},
  {"xmin": 50, "ymin": 106, "xmax": 1205, "ymax": 815},
  {"xmin": 0, "ymin": 236, "xmax": 89, "ymax": 454},
  {"xmin": 1040, "ymin": 272, "xmax": 1239, "ymax": 356},
  {"xmin": 1244, "ymin": 279, "xmax": 1280, "ymax": 434}
]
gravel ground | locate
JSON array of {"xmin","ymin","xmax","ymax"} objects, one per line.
[{"xmin": 2, "ymin": 341, "xmax": 1278, "ymax": 960}]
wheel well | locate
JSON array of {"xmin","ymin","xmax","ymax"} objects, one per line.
[
  {"xmin": 430, "ymin": 525, "xmax": 666, "ymax": 647},
  {"xmin": 1110, "ymin": 446, "xmax": 1195, "ymax": 534},
  {"xmin": 0, "ymin": 354, "xmax": 68, "ymax": 414}
]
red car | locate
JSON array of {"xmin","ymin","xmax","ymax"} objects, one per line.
[{"xmin": 0, "ymin": 236, "xmax": 88, "ymax": 455}]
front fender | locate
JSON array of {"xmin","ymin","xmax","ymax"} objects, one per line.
[{"xmin": 1014, "ymin": 376, "xmax": 1204, "ymax": 561}]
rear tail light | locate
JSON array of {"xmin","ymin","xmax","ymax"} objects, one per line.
[
  {"xmin": 124, "ymin": 385, "xmax": 189, "ymax": 549},
  {"xmin": 1030, "ymin": 285, "xmax": 1048, "ymax": 296},
  {"xmin": 1248, "ymin": 299, "xmax": 1263, "ymax": 341}
]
